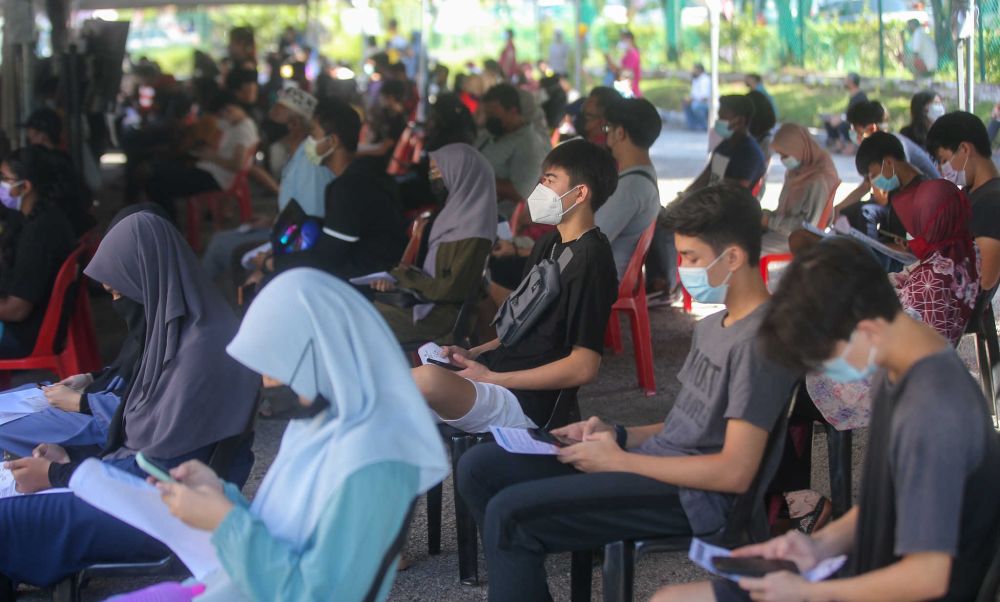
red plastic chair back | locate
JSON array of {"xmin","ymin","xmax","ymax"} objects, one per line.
[
  {"xmin": 617, "ymin": 222, "xmax": 657, "ymax": 300},
  {"xmin": 760, "ymin": 253, "xmax": 794, "ymax": 291},
  {"xmin": 401, "ymin": 217, "xmax": 428, "ymax": 266},
  {"xmin": 387, "ymin": 123, "xmax": 424, "ymax": 176},
  {"xmin": 27, "ymin": 246, "xmax": 85, "ymax": 358},
  {"xmin": 509, "ymin": 201, "xmax": 527, "ymax": 238},
  {"xmin": 814, "ymin": 180, "xmax": 841, "ymax": 230}
]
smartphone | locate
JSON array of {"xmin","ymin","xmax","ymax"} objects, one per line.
[
  {"xmin": 528, "ymin": 428, "xmax": 578, "ymax": 448},
  {"xmin": 427, "ymin": 357, "xmax": 463, "ymax": 371},
  {"xmin": 2, "ymin": 450, "xmax": 21, "ymax": 462},
  {"xmin": 712, "ymin": 556, "xmax": 799, "ymax": 578},
  {"xmin": 136, "ymin": 452, "xmax": 177, "ymax": 484}
]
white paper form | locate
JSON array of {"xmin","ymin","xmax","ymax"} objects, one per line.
[
  {"xmin": 489, "ymin": 427, "xmax": 561, "ymax": 455},
  {"xmin": 0, "ymin": 387, "xmax": 50, "ymax": 426},
  {"xmin": 348, "ymin": 272, "xmax": 398, "ymax": 286},
  {"xmin": 69, "ymin": 459, "xmax": 221, "ymax": 579},
  {"xmin": 688, "ymin": 538, "xmax": 846, "ymax": 582},
  {"xmin": 0, "ymin": 466, "xmax": 71, "ymax": 499},
  {"xmin": 417, "ymin": 342, "xmax": 448, "ymax": 366}
]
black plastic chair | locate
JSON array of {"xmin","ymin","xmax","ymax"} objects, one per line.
[
  {"xmin": 426, "ymin": 388, "xmax": 581, "ymax": 586},
  {"xmin": 50, "ymin": 395, "xmax": 260, "ymax": 602},
  {"xmin": 976, "ymin": 529, "xmax": 1000, "ymax": 602},
  {"xmin": 569, "ymin": 384, "xmax": 799, "ymax": 602},
  {"xmin": 966, "ymin": 286, "xmax": 999, "ymax": 422}
]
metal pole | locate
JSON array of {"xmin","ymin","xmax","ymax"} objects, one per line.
[
  {"xmin": 798, "ymin": 0, "xmax": 806, "ymax": 67},
  {"xmin": 708, "ymin": 0, "xmax": 720, "ymax": 132},
  {"xmin": 877, "ymin": 0, "xmax": 885, "ymax": 80},
  {"xmin": 574, "ymin": 0, "xmax": 583, "ymax": 92},
  {"xmin": 416, "ymin": 0, "xmax": 429, "ymax": 122}
]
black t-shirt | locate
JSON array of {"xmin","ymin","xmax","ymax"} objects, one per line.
[
  {"xmin": 847, "ymin": 90, "xmax": 868, "ymax": 112},
  {"xmin": 480, "ymin": 228, "xmax": 618, "ymax": 426},
  {"xmin": 275, "ymin": 158, "xmax": 407, "ymax": 280},
  {"xmin": 709, "ymin": 135, "xmax": 766, "ymax": 188},
  {"xmin": 969, "ymin": 177, "xmax": 1000, "ymax": 241},
  {"xmin": 0, "ymin": 204, "xmax": 76, "ymax": 353}
]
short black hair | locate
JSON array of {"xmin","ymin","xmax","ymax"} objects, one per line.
[
  {"xmin": 926, "ymin": 111, "xmax": 993, "ymax": 158},
  {"xmin": 846, "ymin": 99, "xmax": 885, "ymax": 127},
  {"xmin": 483, "ymin": 59, "xmax": 502, "ymax": 74},
  {"xmin": 314, "ymin": 98, "xmax": 361, "ymax": 153},
  {"xmin": 229, "ymin": 26, "xmax": 254, "ymax": 47},
  {"xmin": 379, "ymin": 79, "xmax": 407, "ymax": 102},
  {"xmin": 606, "ymin": 98, "xmax": 662, "ymax": 149},
  {"xmin": 719, "ymin": 94, "xmax": 755, "ymax": 121},
  {"xmin": 747, "ymin": 90, "xmax": 776, "ymax": 140},
  {"xmin": 482, "ymin": 83, "xmax": 521, "ymax": 113},
  {"xmin": 587, "ymin": 86, "xmax": 623, "ymax": 114},
  {"xmin": 621, "ymin": 29, "xmax": 635, "ymax": 40},
  {"xmin": 661, "ymin": 184, "xmax": 763, "ymax": 266},
  {"xmin": 759, "ymin": 238, "xmax": 901, "ymax": 372},
  {"xmin": 846, "ymin": 72, "xmax": 861, "ymax": 87},
  {"xmin": 206, "ymin": 89, "xmax": 241, "ymax": 113},
  {"xmin": 541, "ymin": 139, "xmax": 618, "ymax": 212},
  {"xmin": 854, "ymin": 131, "xmax": 906, "ymax": 175},
  {"xmin": 745, "ymin": 73, "xmax": 763, "ymax": 85},
  {"xmin": 225, "ymin": 68, "xmax": 258, "ymax": 91}
]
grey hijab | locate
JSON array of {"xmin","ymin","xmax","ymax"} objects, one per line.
[{"xmin": 84, "ymin": 212, "xmax": 259, "ymax": 458}]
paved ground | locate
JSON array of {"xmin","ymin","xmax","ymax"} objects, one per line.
[{"xmin": 13, "ymin": 126, "xmax": 871, "ymax": 601}]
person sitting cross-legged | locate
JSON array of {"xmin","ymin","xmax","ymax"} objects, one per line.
[
  {"xmin": 456, "ymin": 184, "xmax": 800, "ymax": 602},
  {"xmin": 653, "ymin": 237, "xmax": 1000, "ymax": 602}
]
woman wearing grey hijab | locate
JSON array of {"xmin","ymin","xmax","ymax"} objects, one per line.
[
  {"xmin": 371, "ymin": 142, "xmax": 497, "ymax": 344},
  {"xmin": 0, "ymin": 212, "xmax": 259, "ymax": 591}
]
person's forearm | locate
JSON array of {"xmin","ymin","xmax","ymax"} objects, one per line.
[
  {"xmin": 470, "ymin": 338, "xmax": 500, "ymax": 358},
  {"xmin": 623, "ymin": 423, "xmax": 664, "ymax": 448},
  {"xmin": 802, "ymin": 552, "xmax": 951, "ymax": 602},
  {"xmin": 614, "ymin": 451, "xmax": 756, "ymax": 493},
  {"xmin": 249, "ymin": 165, "xmax": 280, "ymax": 195},
  {"xmin": 810, "ymin": 506, "xmax": 858, "ymax": 559},
  {"xmin": 488, "ymin": 350, "xmax": 599, "ymax": 391},
  {"xmin": 835, "ymin": 181, "xmax": 870, "ymax": 212}
]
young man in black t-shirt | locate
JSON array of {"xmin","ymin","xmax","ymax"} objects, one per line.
[
  {"xmin": 927, "ymin": 111, "xmax": 1000, "ymax": 291},
  {"xmin": 411, "ymin": 139, "xmax": 618, "ymax": 432},
  {"xmin": 685, "ymin": 94, "xmax": 766, "ymax": 193}
]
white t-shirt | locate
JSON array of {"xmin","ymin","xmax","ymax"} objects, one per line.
[
  {"xmin": 909, "ymin": 28, "xmax": 938, "ymax": 71},
  {"xmin": 690, "ymin": 73, "xmax": 711, "ymax": 103},
  {"xmin": 548, "ymin": 41, "xmax": 569, "ymax": 74},
  {"xmin": 198, "ymin": 118, "xmax": 259, "ymax": 190}
]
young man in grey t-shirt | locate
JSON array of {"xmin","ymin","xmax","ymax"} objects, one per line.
[
  {"xmin": 655, "ymin": 238, "xmax": 1000, "ymax": 602},
  {"xmin": 457, "ymin": 185, "xmax": 799, "ymax": 601}
]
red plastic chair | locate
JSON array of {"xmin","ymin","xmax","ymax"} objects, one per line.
[
  {"xmin": 603, "ymin": 222, "xmax": 657, "ymax": 397},
  {"xmin": 509, "ymin": 200, "xmax": 527, "ymax": 238},
  {"xmin": 0, "ymin": 245, "xmax": 100, "ymax": 383},
  {"xmin": 401, "ymin": 216, "xmax": 430, "ymax": 266},
  {"xmin": 185, "ymin": 145, "xmax": 258, "ymax": 253},
  {"xmin": 387, "ymin": 122, "xmax": 425, "ymax": 176},
  {"xmin": 759, "ymin": 253, "xmax": 794, "ymax": 291},
  {"xmin": 815, "ymin": 180, "xmax": 841, "ymax": 230}
]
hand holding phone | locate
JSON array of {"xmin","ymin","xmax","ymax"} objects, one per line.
[
  {"xmin": 529, "ymin": 428, "xmax": 578, "ymax": 448},
  {"xmin": 712, "ymin": 556, "xmax": 800, "ymax": 578},
  {"xmin": 427, "ymin": 357, "xmax": 463, "ymax": 371},
  {"xmin": 137, "ymin": 452, "xmax": 178, "ymax": 484}
]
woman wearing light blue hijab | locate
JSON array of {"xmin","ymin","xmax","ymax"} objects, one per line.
[{"xmin": 118, "ymin": 268, "xmax": 449, "ymax": 602}]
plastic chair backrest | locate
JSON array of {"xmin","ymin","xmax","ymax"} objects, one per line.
[
  {"xmin": 387, "ymin": 123, "xmax": 425, "ymax": 176},
  {"xmin": 401, "ymin": 217, "xmax": 428, "ymax": 266},
  {"xmin": 509, "ymin": 201, "xmax": 527, "ymax": 238},
  {"xmin": 450, "ymin": 255, "xmax": 491, "ymax": 348},
  {"xmin": 225, "ymin": 143, "xmax": 258, "ymax": 194},
  {"xmin": 814, "ymin": 180, "xmax": 841, "ymax": 230},
  {"xmin": 760, "ymin": 253, "xmax": 794, "ymax": 289},
  {"xmin": 618, "ymin": 222, "xmax": 657, "ymax": 299},
  {"xmin": 29, "ymin": 245, "xmax": 85, "ymax": 357}
]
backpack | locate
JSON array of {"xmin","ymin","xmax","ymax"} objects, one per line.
[{"xmin": 492, "ymin": 243, "xmax": 574, "ymax": 347}]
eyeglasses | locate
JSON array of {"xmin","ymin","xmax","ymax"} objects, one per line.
[{"xmin": 602, "ymin": 124, "xmax": 611, "ymax": 134}]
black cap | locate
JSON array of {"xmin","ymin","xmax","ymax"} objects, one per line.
[{"xmin": 19, "ymin": 108, "xmax": 62, "ymax": 143}]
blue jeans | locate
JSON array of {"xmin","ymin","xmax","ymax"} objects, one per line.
[{"xmin": 685, "ymin": 100, "xmax": 709, "ymax": 131}]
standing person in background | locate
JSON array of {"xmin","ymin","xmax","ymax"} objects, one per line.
[
  {"xmin": 899, "ymin": 90, "xmax": 944, "ymax": 149},
  {"xmin": 898, "ymin": 18, "xmax": 938, "ymax": 81},
  {"xmin": 499, "ymin": 29, "xmax": 518, "ymax": 81},
  {"xmin": 385, "ymin": 18, "xmax": 410, "ymax": 65},
  {"xmin": 548, "ymin": 30, "xmax": 569, "ymax": 76},
  {"xmin": 227, "ymin": 26, "xmax": 257, "ymax": 73},
  {"xmin": 744, "ymin": 73, "xmax": 777, "ymax": 118},
  {"xmin": 822, "ymin": 72, "xmax": 867, "ymax": 153},
  {"xmin": 683, "ymin": 63, "xmax": 711, "ymax": 131},
  {"xmin": 607, "ymin": 30, "xmax": 642, "ymax": 98}
]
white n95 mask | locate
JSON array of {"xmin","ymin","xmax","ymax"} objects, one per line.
[{"xmin": 526, "ymin": 183, "xmax": 582, "ymax": 225}]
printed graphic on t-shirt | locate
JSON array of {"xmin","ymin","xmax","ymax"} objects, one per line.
[{"xmin": 709, "ymin": 154, "xmax": 730, "ymax": 186}]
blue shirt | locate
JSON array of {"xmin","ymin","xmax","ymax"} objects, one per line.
[{"xmin": 278, "ymin": 144, "xmax": 336, "ymax": 218}]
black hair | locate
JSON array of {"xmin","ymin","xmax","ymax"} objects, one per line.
[
  {"xmin": 206, "ymin": 89, "xmax": 241, "ymax": 114},
  {"xmin": 846, "ymin": 99, "xmax": 885, "ymax": 127},
  {"xmin": 746, "ymin": 90, "xmax": 776, "ymax": 141},
  {"xmin": 902, "ymin": 90, "xmax": 937, "ymax": 147},
  {"xmin": 693, "ymin": 62, "xmax": 705, "ymax": 72},
  {"xmin": 379, "ymin": 79, "xmax": 407, "ymax": 103},
  {"xmin": 372, "ymin": 52, "xmax": 391, "ymax": 71},
  {"xmin": 427, "ymin": 93, "xmax": 477, "ymax": 150},
  {"xmin": 846, "ymin": 72, "xmax": 861, "ymax": 87},
  {"xmin": 541, "ymin": 139, "xmax": 618, "ymax": 212},
  {"xmin": 718, "ymin": 94, "xmax": 755, "ymax": 121},
  {"xmin": 482, "ymin": 83, "xmax": 521, "ymax": 113},
  {"xmin": 661, "ymin": 184, "xmax": 763, "ymax": 266},
  {"xmin": 759, "ymin": 238, "xmax": 901, "ymax": 372},
  {"xmin": 854, "ymin": 131, "xmax": 906, "ymax": 175},
  {"xmin": 587, "ymin": 86, "xmax": 623, "ymax": 114},
  {"xmin": 926, "ymin": 111, "xmax": 993, "ymax": 158},
  {"xmin": 621, "ymin": 29, "xmax": 635, "ymax": 40},
  {"xmin": 225, "ymin": 68, "xmax": 258, "ymax": 91},
  {"xmin": 745, "ymin": 73, "xmax": 763, "ymax": 85},
  {"xmin": 229, "ymin": 26, "xmax": 254, "ymax": 47},
  {"xmin": 483, "ymin": 59, "xmax": 502, "ymax": 74},
  {"xmin": 388, "ymin": 63, "xmax": 408, "ymax": 77},
  {"xmin": 388, "ymin": 18, "xmax": 399, "ymax": 29},
  {"xmin": 605, "ymin": 98, "xmax": 662, "ymax": 149},
  {"xmin": 313, "ymin": 98, "xmax": 361, "ymax": 153}
]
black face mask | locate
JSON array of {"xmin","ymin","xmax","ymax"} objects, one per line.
[
  {"xmin": 261, "ymin": 118, "xmax": 290, "ymax": 143},
  {"xmin": 485, "ymin": 117, "xmax": 506, "ymax": 138},
  {"xmin": 429, "ymin": 178, "xmax": 449, "ymax": 205},
  {"xmin": 112, "ymin": 296, "xmax": 147, "ymax": 344}
]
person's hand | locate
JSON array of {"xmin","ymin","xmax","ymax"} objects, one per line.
[
  {"xmin": 450, "ymin": 354, "xmax": 494, "ymax": 383},
  {"xmin": 243, "ymin": 270, "xmax": 264, "ymax": 288},
  {"xmin": 169, "ymin": 460, "xmax": 223, "ymax": 493},
  {"xmin": 157, "ymin": 481, "xmax": 234, "ymax": 531},
  {"xmin": 440, "ymin": 346, "xmax": 475, "ymax": 362},
  {"xmin": 58, "ymin": 373, "xmax": 94, "ymax": 391},
  {"xmin": 370, "ymin": 279, "xmax": 397, "ymax": 292},
  {"xmin": 492, "ymin": 239, "xmax": 516, "ymax": 258},
  {"xmin": 5, "ymin": 457, "xmax": 52, "ymax": 493},
  {"xmin": 551, "ymin": 416, "xmax": 613, "ymax": 443},
  {"xmin": 43, "ymin": 384, "xmax": 83, "ymax": 412},
  {"xmin": 738, "ymin": 571, "xmax": 811, "ymax": 602},
  {"xmin": 33, "ymin": 443, "xmax": 70, "ymax": 464},
  {"xmin": 556, "ymin": 430, "xmax": 627, "ymax": 473},
  {"xmin": 731, "ymin": 530, "xmax": 823, "ymax": 572},
  {"xmin": 249, "ymin": 252, "xmax": 270, "ymax": 270}
]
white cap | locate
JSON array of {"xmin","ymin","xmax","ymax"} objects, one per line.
[{"xmin": 276, "ymin": 86, "xmax": 317, "ymax": 120}]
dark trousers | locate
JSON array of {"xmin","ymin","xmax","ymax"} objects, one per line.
[
  {"xmin": 145, "ymin": 163, "xmax": 220, "ymax": 222},
  {"xmin": 823, "ymin": 120, "xmax": 851, "ymax": 145},
  {"xmin": 457, "ymin": 443, "xmax": 692, "ymax": 602}
]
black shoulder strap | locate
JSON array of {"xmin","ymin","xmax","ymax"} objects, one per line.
[{"xmin": 619, "ymin": 169, "xmax": 658, "ymax": 188}]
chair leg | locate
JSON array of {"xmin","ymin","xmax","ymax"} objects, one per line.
[
  {"xmin": 50, "ymin": 575, "xmax": 79, "ymax": 602},
  {"xmin": 602, "ymin": 540, "xmax": 635, "ymax": 602},
  {"xmin": 426, "ymin": 483, "xmax": 442, "ymax": 555},
  {"xmin": 570, "ymin": 550, "xmax": 594, "ymax": 602},
  {"xmin": 451, "ymin": 435, "xmax": 480, "ymax": 586},
  {"xmin": 627, "ymin": 305, "xmax": 656, "ymax": 397},
  {"xmin": 825, "ymin": 424, "xmax": 853, "ymax": 518}
]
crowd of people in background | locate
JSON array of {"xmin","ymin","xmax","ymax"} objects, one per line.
[{"xmin": 0, "ymin": 18, "xmax": 1000, "ymax": 602}]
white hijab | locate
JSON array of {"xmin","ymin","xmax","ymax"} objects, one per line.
[{"xmin": 225, "ymin": 268, "xmax": 449, "ymax": 547}]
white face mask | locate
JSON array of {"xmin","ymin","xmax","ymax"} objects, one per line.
[
  {"xmin": 303, "ymin": 135, "xmax": 334, "ymax": 165},
  {"xmin": 926, "ymin": 102, "xmax": 946, "ymax": 122},
  {"xmin": 526, "ymin": 183, "xmax": 583, "ymax": 225},
  {"xmin": 941, "ymin": 148, "xmax": 969, "ymax": 188},
  {"xmin": 0, "ymin": 180, "xmax": 23, "ymax": 211}
]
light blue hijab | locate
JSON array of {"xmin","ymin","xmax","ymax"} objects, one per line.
[{"xmin": 225, "ymin": 268, "xmax": 448, "ymax": 548}]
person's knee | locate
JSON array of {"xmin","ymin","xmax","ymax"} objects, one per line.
[
  {"xmin": 456, "ymin": 443, "xmax": 502, "ymax": 519},
  {"xmin": 651, "ymin": 582, "xmax": 715, "ymax": 602}
]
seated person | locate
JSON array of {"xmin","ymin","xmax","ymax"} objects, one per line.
[
  {"xmin": 899, "ymin": 90, "xmax": 944, "ymax": 149},
  {"xmin": 761, "ymin": 123, "xmax": 840, "ymax": 254},
  {"xmin": 746, "ymin": 89, "xmax": 777, "ymax": 155},
  {"xmin": 111, "ymin": 268, "xmax": 449, "ymax": 601},
  {"xmin": 372, "ymin": 143, "xmax": 496, "ymax": 345},
  {"xmin": 358, "ymin": 79, "xmax": 409, "ymax": 169},
  {"xmin": 654, "ymin": 238, "xmax": 1000, "ymax": 602},
  {"xmin": 927, "ymin": 110, "xmax": 1000, "ymax": 291},
  {"xmin": 0, "ymin": 212, "xmax": 259, "ymax": 591},
  {"xmin": 146, "ymin": 89, "xmax": 259, "ymax": 221},
  {"xmin": 686, "ymin": 95, "xmax": 766, "ymax": 193},
  {"xmin": 271, "ymin": 98, "xmax": 407, "ymax": 283},
  {"xmin": 411, "ymin": 139, "xmax": 618, "ymax": 433},
  {"xmin": 455, "ymin": 184, "xmax": 799, "ymax": 600},
  {"xmin": 0, "ymin": 147, "xmax": 76, "ymax": 359},
  {"xmin": 821, "ymin": 73, "xmax": 866, "ymax": 153},
  {"xmin": 477, "ymin": 83, "xmax": 551, "ymax": 206}
]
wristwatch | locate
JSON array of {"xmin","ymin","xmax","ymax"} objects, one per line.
[{"xmin": 614, "ymin": 424, "xmax": 628, "ymax": 450}]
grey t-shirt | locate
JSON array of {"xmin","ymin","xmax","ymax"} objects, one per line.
[
  {"xmin": 894, "ymin": 132, "xmax": 940, "ymax": 180},
  {"xmin": 636, "ymin": 304, "xmax": 799, "ymax": 534},
  {"xmin": 479, "ymin": 124, "xmax": 550, "ymax": 200},
  {"xmin": 595, "ymin": 166, "xmax": 661, "ymax": 279}
]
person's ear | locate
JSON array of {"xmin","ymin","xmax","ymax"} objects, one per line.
[
  {"xmin": 572, "ymin": 183, "xmax": 589, "ymax": 207},
  {"xmin": 725, "ymin": 245, "xmax": 748, "ymax": 273},
  {"xmin": 853, "ymin": 318, "xmax": 885, "ymax": 350}
]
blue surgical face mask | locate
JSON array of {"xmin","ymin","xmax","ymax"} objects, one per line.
[
  {"xmin": 781, "ymin": 156, "xmax": 801, "ymax": 171},
  {"xmin": 678, "ymin": 250, "xmax": 732, "ymax": 304},
  {"xmin": 871, "ymin": 160, "xmax": 900, "ymax": 192},
  {"xmin": 714, "ymin": 119, "xmax": 734, "ymax": 140},
  {"xmin": 821, "ymin": 333, "xmax": 877, "ymax": 383}
]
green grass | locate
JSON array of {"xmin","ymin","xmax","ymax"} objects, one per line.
[{"xmin": 641, "ymin": 78, "xmax": 996, "ymax": 131}]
